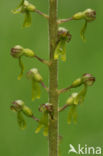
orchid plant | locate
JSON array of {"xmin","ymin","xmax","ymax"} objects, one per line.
[{"xmin": 10, "ymin": 0, "xmax": 96, "ymax": 156}]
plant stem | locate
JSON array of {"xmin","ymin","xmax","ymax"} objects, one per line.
[
  {"xmin": 48, "ymin": 0, "xmax": 59, "ymax": 156},
  {"xmin": 59, "ymin": 103, "xmax": 71, "ymax": 112},
  {"xmin": 35, "ymin": 9, "xmax": 49, "ymax": 19},
  {"xmin": 57, "ymin": 17, "xmax": 73, "ymax": 24},
  {"xmin": 34, "ymin": 55, "xmax": 50, "ymax": 66}
]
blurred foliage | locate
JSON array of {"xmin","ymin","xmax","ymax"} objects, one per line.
[{"xmin": 0, "ymin": 0, "xmax": 103, "ymax": 156}]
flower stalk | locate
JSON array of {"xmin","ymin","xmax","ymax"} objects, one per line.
[{"xmin": 48, "ymin": 0, "xmax": 59, "ymax": 155}]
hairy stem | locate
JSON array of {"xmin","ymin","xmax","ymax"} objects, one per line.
[
  {"xmin": 34, "ymin": 55, "xmax": 50, "ymax": 66},
  {"xmin": 59, "ymin": 103, "xmax": 71, "ymax": 112},
  {"xmin": 58, "ymin": 85, "xmax": 72, "ymax": 95},
  {"xmin": 35, "ymin": 9, "xmax": 49, "ymax": 19},
  {"xmin": 58, "ymin": 17, "xmax": 73, "ymax": 24},
  {"xmin": 32, "ymin": 115, "xmax": 40, "ymax": 122},
  {"xmin": 40, "ymin": 81, "xmax": 49, "ymax": 92},
  {"xmin": 48, "ymin": 0, "xmax": 59, "ymax": 156}
]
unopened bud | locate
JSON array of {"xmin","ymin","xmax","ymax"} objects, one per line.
[
  {"xmin": 82, "ymin": 73, "xmax": 95, "ymax": 86},
  {"xmin": 11, "ymin": 45, "xmax": 35, "ymax": 58},
  {"xmin": 22, "ymin": 105, "xmax": 33, "ymax": 117},
  {"xmin": 11, "ymin": 45, "xmax": 24, "ymax": 58},
  {"xmin": 11, "ymin": 100, "xmax": 24, "ymax": 112},
  {"xmin": 73, "ymin": 8, "xmax": 96, "ymax": 22}
]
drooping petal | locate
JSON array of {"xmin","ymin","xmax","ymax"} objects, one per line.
[
  {"xmin": 32, "ymin": 80, "xmax": 41, "ymax": 101},
  {"xmin": 80, "ymin": 20, "xmax": 88, "ymax": 41},
  {"xmin": 18, "ymin": 57, "xmax": 24, "ymax": 80},
  {"xmin": 17, "ymin": 111, "xmax": 26, "ymax": 129},
  {"xmin": 23, "ymin": 11, "xmax": 32, "ymax": 27},
  {"xmin": 54, "ymin": 40, "xmax": 66, "ymax": 61}
]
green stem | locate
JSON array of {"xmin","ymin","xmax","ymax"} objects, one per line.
[{"xmin": 48, "ymin": 0, "xmax": 59, "ymax": 156}]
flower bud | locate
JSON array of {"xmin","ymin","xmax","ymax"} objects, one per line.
[
  {"xmin": 72, "ymin": 9, "xmax": 96, "ymax": 41},
  {"xmin": 11, "ymin": 100, "xmax": 24, "ymax": 112},
  {"xmin": 22, "ymin": 105, "xmax": 33, "ymax": 117},
  {"xmin": 11, "ymin": 45, "xmax": 35, "ymax": 58},
  {"xmin": 71, "ymin": 78, "xmax": 83, "ymax": 88},
  {"xmin": 27, "ymin": 68, "xmax": 43, "ymax": 82},
  {"xmin": 73, "ymin": 8, "xmax": 96, "ymax": 21},
  {"xmin": 82, "ymin": 73, "xmax": 96, "ymax": 86},
  {"xmin": 11, "ymin": 45, "xmax": 24, "ymax": 58},
  {"xmin": 11, "ymin": 45, "xmax": 35, "ymax": 80}
]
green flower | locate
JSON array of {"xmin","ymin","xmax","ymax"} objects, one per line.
[
  {"xmin": 82, "ymin": 73, "xmax": 96, "ymax": 86},
  {"xmin": 12, "ymin": 0, "xmax": 36, "ymax": 27},
  {"xmin": 35, "ymin": 105, "xmax": 49, "ymax": 136},
  {"xmin": 54, "ymin": 27, "xmax": 71, "ymax": 61},
  {"xmin": 27, "ymin": 68, "xmax": 43, "ymax": 101},
  {"xmin": 73, "ymin": 9, "xmax": 96, "ymax": 41},
  {"xmin": 11, "ymin": 45, "xmax": 35, "ymax": 80},
  {"xmin": 11, "ymin": 100, "xmax": 34, "ymax": 129}
]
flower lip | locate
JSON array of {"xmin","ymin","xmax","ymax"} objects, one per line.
[
  {"xmin": 82, "ymin": 73, "xmax": 96, "ymax": 86},
  {"xmin": 84, "ymin": 9, "xmax": 96, "ymax": 21},
  {"xmin": 85, "ymin": 77, "xmax": 96, "ymax": 82},
  {"xmin": 86, "ymin": 10, "xmax": 96, "ymax": 18}
]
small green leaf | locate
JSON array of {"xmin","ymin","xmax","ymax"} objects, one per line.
[
  {"xmin": 32, "ymin": 80, "xmax": 41, "ymax": 101},
  {"xmin": 54, "ymin": 40, "xmax": 66, "ymax": 61},
  {"xmin": 23, "ymin": 11, "xmax": 31, "ymax": 27},
  {"xmin": 17, "ymin": 111, "xmax": 26, "ymax": 129},
  {"xmin": 18, "ymin": 57, "xmax": 24, "ymax": 80},
  {"xmin": 80, "ymin": 20, "xmax": 87, "ymax": 41}
]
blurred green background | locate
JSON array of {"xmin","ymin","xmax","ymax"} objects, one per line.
[{"xmin": 0, "ymin": 0, "xmax": 103, "ymax": 156}]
